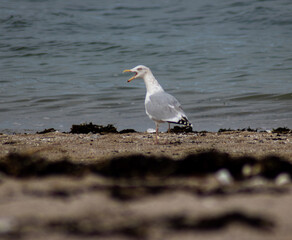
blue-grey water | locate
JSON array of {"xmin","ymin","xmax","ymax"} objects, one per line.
[{"xmin": 1, "ymin": 0, "xmax": 292, "ymax": 133}]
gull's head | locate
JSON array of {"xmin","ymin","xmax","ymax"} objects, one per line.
[{"xmin": 123, "ymin": 65, "xmax": 150, "ymax": 82}]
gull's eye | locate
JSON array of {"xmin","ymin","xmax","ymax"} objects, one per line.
[{"xmin": 137, "ymin": 67, "xmax": 143, "ymax": 71}]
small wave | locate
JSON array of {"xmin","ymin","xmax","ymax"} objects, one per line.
[
  {"xmin": 113, "ymin": 6, "xmax": 159, "ymax": 11},
  {"xmin": 2, "ymin": 15, "xmax": 32, "ymax": 28},
  {"xmin": 270, "ymin": 93, "xmax": 292, "ymax": 101},
  {"xmin": 231, "ymin": 93, "xmax": 292, "ymax": 102}
]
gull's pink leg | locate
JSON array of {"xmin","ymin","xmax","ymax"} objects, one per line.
[{"xmin": 155, "ymin": 122, "xmax": 159, "ymax": 144}]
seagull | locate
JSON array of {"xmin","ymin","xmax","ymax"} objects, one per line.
[{"xmin": 123, "ymin": 65, "xmax": 192, "ymax": 144}]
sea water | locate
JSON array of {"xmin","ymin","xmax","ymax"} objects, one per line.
[{"xmin": 1, "ymin": 0, "xmax": 292, "ymax": 133}]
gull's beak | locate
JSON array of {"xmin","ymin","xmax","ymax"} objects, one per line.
[{"xmin": 123, "ymin": 69, "xmax": 136, "ymax": 82}]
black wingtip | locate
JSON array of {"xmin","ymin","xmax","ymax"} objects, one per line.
[{"xmin": 177, "ymin": 116, "xmax": 192, "ymax": 127}]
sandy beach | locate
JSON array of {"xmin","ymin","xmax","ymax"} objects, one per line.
[
  {"xmin": 1, "ymin": 129, "xmax": 292, "ymax": 161},
  {"xmin": 0, "ymin": 130, "xmax": 292, "ymax": 240}
]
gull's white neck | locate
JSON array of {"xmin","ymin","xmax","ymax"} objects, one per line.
[{"xmin": 143, "ymin": 71, "xmax": 164, "ymax": 95}]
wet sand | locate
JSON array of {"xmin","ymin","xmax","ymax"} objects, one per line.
[{"xmin": 0, "ymin": 130, "xmax": 291, "ymax": 240}]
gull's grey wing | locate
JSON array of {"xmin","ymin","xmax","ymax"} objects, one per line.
[{"xmin": 145, "ymin": 91, "xmax": 186, "ymax": 123}]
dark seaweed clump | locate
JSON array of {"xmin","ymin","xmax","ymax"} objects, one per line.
[
  {"xmin": 37, "ymin": 128, "xmax": 57, "ymax": 134},
  {"xmin": 0, "ymin": 151, "xmax": 291, "ymax": 181},
  {"xmin": 70, "ymin": 123, "xmax": 118, "ymax": 134},
  {"xmin": 218, "ymin": 127, "xmax": 258, "ymax": 133},
  {"xmin": 69, "ymin": 123, "xmax": 137, "ymax": 134},
  {"xmin": 119, "ymin": 129, "xmax": 137, "ymax": 134},
  {"xmin": 169, "ymin": 126, "xmax": 193, "ymax": 133},
  {"xmin": 0, "ymin": 153, "xmax": 88, "ymax": 178},
  {"xmin": 100, "ymin": 152, "xmax": 292, "ymax": 180},
  {"xmin": 169, "ymin": 210, "xmax": 273, "ymax": 231},
  {"xmin": 272, "ymin": 127, "xmax": 291, "ymax": 134}
]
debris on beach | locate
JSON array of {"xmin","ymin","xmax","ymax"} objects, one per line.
[
  {"xmin": 169, "ymin": 125, "xmax": 193, "ymax": 133},
  {"xmin": 37, "ymin": 128, "xmax": 57, "ymax": 134},
  {"xmin": 1, "ymin": 151, "xmax": 291, "ymax": 183},
  {"xmin": 272, "ymin": 127, "xmax": 291, "ymax": 134},
  {"xmin": 70, "ymin": 122, "xmax": 118, "ymax": 134}
]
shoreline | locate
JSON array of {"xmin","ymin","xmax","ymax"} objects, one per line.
[
  {"xmin": 1, "ymin": 129, "xmax": 291, "ymax": 162},
  {"xmin": 1, "ymin": 125, "xmax": 290, "ymax": 134}
]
